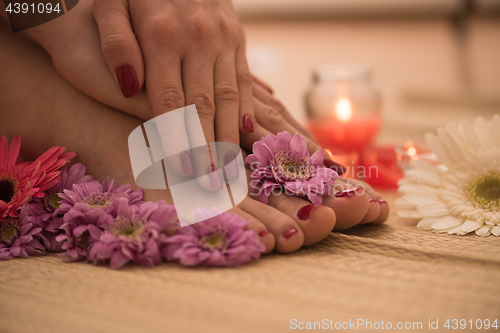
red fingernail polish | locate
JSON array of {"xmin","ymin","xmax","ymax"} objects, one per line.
[
  {"xmin": 258, "ymin": 230, "xmax": 271, "ymax": 237},
  {"xmin": 283, "ymin": 227, "xmax": 298, "ymax": 239},
  {"xmin": 116, "ymin": 65, "xmax": 139, "ymax": 98},
  {"xmin": 297, "ymin": 204, "xmax": 320, "ymax": 220},
  {"xmin": 378, "ymin": 199, "xmax": 387, "ymax": 204},
  {"xmin": 243, "ymin": 115, "xmax": 254, "ymax": 133},
  {"xmin": 324, "ymin": 159, "xmax": 346, "ymax": 176}
]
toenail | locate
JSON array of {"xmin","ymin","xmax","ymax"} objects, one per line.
[
  {"xmin": 354, "ymin": 187, "xmax": 365, "ymax": 195},
  {"xmin": 378, "ymin": 199, "xmax": 387, "ymax": 204},
  {"xmin": 258, "ymin": 230, "xmax": 271, "ymax": 237},
  {"xmin": 283, "ymin": 227, "xmax": 299, "ymax": 239},
  {"xmin": 369, "ymin": 199, "xmax": 377, "ymax": 203},
  {"xmin": 297, "ymin": 204, "xmax": 320, "ymax": 220}
]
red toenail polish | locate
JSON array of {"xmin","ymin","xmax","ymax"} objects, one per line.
[
  {"xmin": 335, "ymin": 189, "xmax": 356, "ymax": 198},
  {"xmin": 243, "ymin": 115, "xmax": 254, "ymax": 133},
  {"xmin": 369, "ymin": 199, "xmax": 377, "ymax": 203},
  {"xmin": 378, "ymin": 199, "xmax": 387, "ymax": 204},
  {"xmin": 324, "ymin": 159, "xmax": 346, "ymax": 176},
  {"xmin": 297, "ymin": 204, "xmax": 320, "ymax": 220},
  {"xmin": 355, "ymin": 187, "xmax": 365, "ymax": 195},
  {"xmin": 258, "ymin": 230, "xmax": 271, "ymax": 237},
  {"xmin": 116, "ymin": 65, "xmax": 139, "ymax": 98},
  {"xmin": 283, "ymin": 227, "xmax": 298, "ymax": 239}
]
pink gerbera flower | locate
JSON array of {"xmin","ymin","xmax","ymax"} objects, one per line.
[
  {"xmin": 89, "ymin": 199, "xmax": 178, "ymax": 269},
  {"xmin": 245, "ymin": 132, "xmax": 338, "ymax": 204},
  {"xmin": 56, "ymin": 178, "xmax": 143, "ymax": 261},
  {"xmin": 162, "ymin": 207, "xmax": 265, "ymax": 267},
  {"xmin": 0, "ymin": 205, "xmax": 47, "ymax": 260},
  {"xmin": 0, "ymin": 136, "xmax": 75, "ymax": 218},
  {"xmin": 24, "ymin": 163, "xmax": 93, "ymax": 252}
]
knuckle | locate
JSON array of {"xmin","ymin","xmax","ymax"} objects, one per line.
[
  {"xmin": 193, "ymin": 91, "xmax": 216, "ymax": 115},
  {"xmin": 237, "ymin": 70, "xmax": 252, "ymax": 86},
  {"xmin": 189, "ymin": 14, "xmax": 213, "ymax": 40},
  {"xmin": 158, "ymin": 87, "xmax": 185, "ymax": 110},
  {"xmin": 151, "ymin": 17, "xmax": 178, "ymax": 43},
  {"xmin": 101, "ymin": 32, "xmax": 131, "ymax": 55},
  {"xmin": 214, "ymin": 84, "xmax": 239, "ymax": 103}
]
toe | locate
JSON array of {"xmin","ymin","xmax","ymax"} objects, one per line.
[
  {"xmin": 239, "ymin": 198, "xmax": 304, "ymax": 253},
  {"xmin": 370, "ymin": 199, "xmax": 390, "ymax": 225},
  {"xmin": 359, "ymin": 199, "xmax": 381, "ymax": 224},
  {"xmin": 323, "ymin": 186, "xmax": 371, "ymax": 230},
  {"xmin": 270, "ymin": 194, "xmax": 336, "ymax": 246},
  {"xmin": 227, "ymin": 207, "xmax": 275, "ymax": 254}
]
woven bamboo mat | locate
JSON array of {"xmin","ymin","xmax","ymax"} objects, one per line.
[{"xmin": 1, "ymin": 190, "xmax": 499, "ymax": 333}]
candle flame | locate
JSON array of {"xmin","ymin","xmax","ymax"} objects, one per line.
[
  {"xmin": 407, "ymin": 146, "xmax": 417, "ymax": 156},
  {"xmin": 335, "ymin": 97, "xmax": 352, "ymax": 123}
]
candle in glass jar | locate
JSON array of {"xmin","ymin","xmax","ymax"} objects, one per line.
[{"xmin": 308, "ymin": 97, "xmax": 381, "ymax": 152}]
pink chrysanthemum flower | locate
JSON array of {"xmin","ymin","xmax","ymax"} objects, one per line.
[
  {"xmin": 0, "ymin": 136, "xmax": 75, "ymax": 218},
  {"xmin": 244, "ymin": 132, "xmax": 338, "ymax": 204},
  {"xmin": 55, "ymin": 178, "xmax": 143, "ymax": 261},
  {"xmin": 162, "ymin": 207, "xmax": 265, "ymax": 267},
  {"xmin": 0, "ymin": 205, "xmax": 47, "ymax": 260},
  {"xmin": 89, "ymin": 199, "xmax": 178, "ymax": 269},
  {"xmin": 24, "ymin": 163, "xmax": 93, "ymax": 252}
]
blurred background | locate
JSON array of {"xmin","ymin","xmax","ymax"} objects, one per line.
[{"xmin": 236, "ymin": 0, "xmax": 500, "ymax": 143}]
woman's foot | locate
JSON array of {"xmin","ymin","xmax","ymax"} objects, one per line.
[{"xmin": 0, "ymin": 21, "xmax": 388, "ymax": 256}]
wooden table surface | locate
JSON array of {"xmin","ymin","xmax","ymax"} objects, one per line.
[{"xmin": 2, "ymin": 189, "xmax": 499, "ymax": 333}]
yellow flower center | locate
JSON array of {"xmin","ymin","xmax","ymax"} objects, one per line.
[
  {"xmin": 465, "ymin": 173, "xmax": 500, "ymax": 211},
  {"xmin": 201, "ymin": 230, "xmax": 228, "ymax": 251},
  {"xmin": 108, "ymin": 215, "xmax": 146, "ymax": 238},
  {"xmin": 82, "ymin": 192, "xmax": 116, "ymax": 209},
  {"xmin": 44, "ymin": 192, "xmax": 62, "ymax": 210},
  {"xmin": 0, "ymin": 217, "xmax": 19, "ymax": 245},
  {"xmin": 272, "ymin": 151, "xmax": 315, "ymax": 181}
]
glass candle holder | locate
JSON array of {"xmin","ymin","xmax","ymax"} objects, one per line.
[
  {"xmin": 395, "ymin": 141, "xmax": 439, "ymax": 170},
  {"xmin": 305, "ymin": 63, "xmax": 382, "ymax": 152}
]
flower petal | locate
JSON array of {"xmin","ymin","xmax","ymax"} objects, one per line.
[{"xmin": 431, "ymin": 215, "xmax": 462, "ymax": 230}]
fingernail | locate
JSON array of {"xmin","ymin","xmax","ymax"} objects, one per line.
[
  {"xmin": 224, "ymin": 153, "xmax": 239, "ymax": 179},
  {"xmin": 297, "ymin": 204, "xmax": 320, "ymax": 220},
  {"xmin": 180, "ymin": 152, "xmax": 194, "ymax": 177},
  {"xmin": 283, "ymin": 227, "xmax": 299, "ymax": 239},
  {"xmin": 324, "ymin": 159, "xmax": 346, "ymax": 176},
  {"xmin": 259, "ymin": 230, "xmax": 271, "ymax": 237},
  {"xmin": 116, "ymin": 65, "xmax": 139, "ymax": 98},
  {"xmin": 378, "ymin": 199, "xmax": 387, "ymax": 204},
  {"xmin": 335, "ymin": 189, "xmax": 356, "ymax": 198},
  {"xmin": 207, "ymin": 165, "xmax": 223, "ymax": 189},
  {"xmin": 243, "ymin": 115, "xmax": 254, "ymax": 133}
]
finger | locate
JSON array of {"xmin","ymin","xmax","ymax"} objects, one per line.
[
  {"xmin": 252, "ymin": 97, "xmax": 346, "ymax": 175},
  {"xmin": 251, "ymin": 74, "xmax": 273, "ymax": 94},
  {"xmin": 235, "ymin": 43, "xmax": 256, "ymax": 135},
  {"xmin": 93, "ymin": 0, "xmax": 144, "ymax": 98},
  {"xmin": 252, "ymin": 81, "xmax": 314, "ymax": 142},
  {"xmin": 142, "ymin": 43, "xmax": 192, "ymax": 178},
  {"xmin": 182, "ymin": 53, "xmax": 222, "ymax": 191},
  {"xmin": 213, "ymin": 52, "xmax": 241, "ymax": 180}
]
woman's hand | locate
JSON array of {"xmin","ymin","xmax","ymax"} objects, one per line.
[{"xmin": 91, "ymin": 0, "xmax": 254, "ymax": 189}]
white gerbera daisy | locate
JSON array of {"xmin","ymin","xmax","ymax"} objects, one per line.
[{"xmin": 396, "ymin": 115, "xmax": 500, "ymax": 237}]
